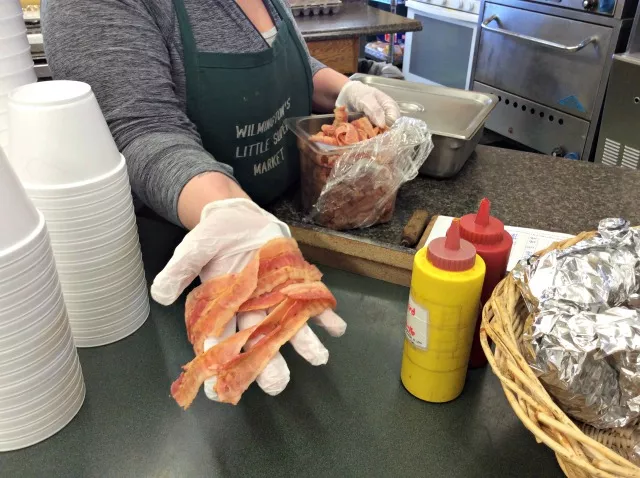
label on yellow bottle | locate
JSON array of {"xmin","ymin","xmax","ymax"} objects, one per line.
[{"xmin": 405, "ymin": 295, "xmax": 429, "ymax": 349}]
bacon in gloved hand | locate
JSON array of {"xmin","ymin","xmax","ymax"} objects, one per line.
[
  {"xmin": 184, "ymin": 238, "xmax": 323, "ymax": 355},
  {"xmin": 171, "ymin": 282, "xmax": 337, "ymax": 408}
]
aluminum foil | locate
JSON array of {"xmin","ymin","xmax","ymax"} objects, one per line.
[{"xmin": 514, "ymin": 219, "xmax": 640, "ymax": 429}]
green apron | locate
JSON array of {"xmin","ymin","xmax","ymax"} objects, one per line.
[{"xmin": 173, "ymin": 0, "xmax": 313, "ymax": 205}]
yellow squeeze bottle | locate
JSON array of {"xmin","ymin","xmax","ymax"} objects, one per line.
[{"xmin": 401, "ymin": 219, "xmax": 486, "ymax": 403}]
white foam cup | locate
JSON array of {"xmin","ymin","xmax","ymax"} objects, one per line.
[
  {"xmin": 0, "ymin": 319, "xmax": 72, "ymax": 374},
  {"xmin": 0, "ymin": 297, "xmax": 66, "ymax": 353},
  {"xmin": 0, "ymin": 14, "xmax": 26, "ymax": 38},
  {"xmin": 0, "ymin": 349, "xmax": 84, "ymax": 452},
  {"xmin": 0, "ymin": 149, "xmax": 40, "ymax": 252},
  {"xmin": 0, "ymin": 65, "xmax": 35, "ymax": 96},
  {"xmin": 8, "ymin": 81, "xmax": 121, "ymax": 187},
  {"xmin": 71, "ymin": 301, "xmax": 149, "ymax": 348},
  {"xmin": 0, "ymin": 0, "xmax": 22, "ymax": 19},
  {"xmin": 0, "ymin": 382, "xmax": 85, "ymax": 452},
  {"xmin": 31, "ymin": 194, "xmax": 133, "ymax": 224},
  {"xmin": 25, "ymin": 154, "xmax": 128, "ymax": 199},
  {"xmin": 67, "ymin": 293, "xmax": 149, "ymax": 331},
  {"xmin": 0, "ymin": 360, "xmax": 82, "ymax": 424},
  {"xmin": 61, "ymin": 260, "xmax": 144, "ymax": 294},
  {"xmin": 0, "ymin": 334, "xmax": 77, "ymax": 402},
  {"xmin": 49, "ymin": 223, "xmax": 139, "ymax": 261},
  {"xmin": 0, "ymin": 294, "xmax": 66, "ymax": 348},
  {"xmin": 0, "ymin": 265, "xmax": 59, "ymax": 311},
  {"xmin": 0, "ymin": 216, "xmax": 47, "ymax": 275},
  {"xmin": 64, "ymin": 274, "xmax": 147, "ymax": 314},
  {"xmin": 46, "ymin": 210, "xmax": 137, "ymax": 244},
  {"xmin": 0, "ymin": 48, "xmax": 34, "ymax": 77},
  {"xmin": 62, "ymin": 266, "xmax": 146, "ymax": 306},
  {"xmin": 29, "ymin": 176, "xmax": 131, "ymax": 211},
  {"xmin": 0, "ymin": 252, "xmax": 56, "ymax": 300},
  {"xmin": 54, "ymin": 241, "xmax": 141, "ymax": 278},
  {"xmin": 45, "ymin": 205, "xmax": 135, "ymax": 237}
]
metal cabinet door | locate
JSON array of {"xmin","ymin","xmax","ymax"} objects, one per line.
[{"xmin": 474, "ymin": 3, "xmax": 613, "ymax": 120}]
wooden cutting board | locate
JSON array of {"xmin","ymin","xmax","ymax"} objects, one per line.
[{"xmin": 289, "ymin": 216, "xmax": 439, "ymax": 287}]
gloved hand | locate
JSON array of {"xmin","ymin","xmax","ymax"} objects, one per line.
[
  {"xmin": 150, "ymin": 199, "xmax": 347, "ymax": 400},
  {"xmin": 336, "ymin": 81, "xmax": 401, "ymax": 128}
]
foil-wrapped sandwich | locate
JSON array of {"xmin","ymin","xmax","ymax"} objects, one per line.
[{"xmin": 514, "ymin": 218, "xmax": 640, "ymax": 429}]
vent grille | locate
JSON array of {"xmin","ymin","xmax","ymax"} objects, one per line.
[
  {"xmin": 621, "ymin": 146, "xmax": 640, "ymax": 170},
  {"xmin": 495, "ymin": 94, "xmax": 566, "ymax": 126},
  {"xmin": 602, "ymin": 139, "xmax": 621, "ymax": 167}
]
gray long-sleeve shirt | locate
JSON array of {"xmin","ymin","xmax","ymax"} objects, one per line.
[{"xmin": 42, "ymin": 0, "xmax": 324, "ymax": 226}]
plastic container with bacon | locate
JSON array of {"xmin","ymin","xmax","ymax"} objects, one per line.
[{"xmin": 286, "ymin": 112, "xmax": 433, "ymax": 230}]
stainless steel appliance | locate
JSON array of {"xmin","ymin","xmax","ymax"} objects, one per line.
[
  {"xmin": 470, "ymin": 0, "xmax": 635, "ymax": 161},
  {"xmin": 403, "ymin": 0, "xmax": 480, "ymax": 89},
  {"xmin": 594, "ymin": 6, "xmax": 640, "ymax": 168},
  {"xmin": 350, "ymin": 74, "xmax": 498, "ymax": 178}
]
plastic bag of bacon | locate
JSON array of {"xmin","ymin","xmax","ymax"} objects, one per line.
[{"xmin": 296, "ymin": 107, "xmax": 433, "ymax": 230}]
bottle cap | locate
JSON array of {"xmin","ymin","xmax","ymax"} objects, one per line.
[
  {"xmin": 459, "ymin": 198, "xmax": 505, "ymax": 245},
  {"xmin": 428, "ymin": 219, "xmax": 477, "ymax": 272}
]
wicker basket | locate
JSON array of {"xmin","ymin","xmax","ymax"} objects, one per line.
[{"xmin": 480, "ymin": 231, "xmax": 640, "ymax": 478}]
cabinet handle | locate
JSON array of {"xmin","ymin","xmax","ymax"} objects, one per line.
[{"xmin": 481, "ymin": 15, "xmax": 598, "ymax": 52}]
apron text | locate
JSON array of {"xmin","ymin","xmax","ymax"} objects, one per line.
[
  {"xmin": 235, "ymin": 98, "xmax": 291, "ymax": 140},
  {"xmin": 254, "ymin": 147, "xmax": 285, "ymax": 176}
]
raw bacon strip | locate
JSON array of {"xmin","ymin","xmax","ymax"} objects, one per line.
[
  {"xmin": 311, "ymin": 107, "xmax": 388, "ymax": 147},
  {"xmin": 280, "ymin": 281, "xmax": 337, "ymax": 301},
  {"xmin": 185, "ymin": 238, "xmax": 308, "ymax": 348},
  {"xmin": 188, "ymin": 255, "xmax": 260, "ymax": 353},
  {"xmin": 256, "ymin": 238, "xmax": 303, "ymax": 273},
  {"xmin": 171, "ymin": 282, "xmax": 336, "ymax": 408},
  {"xmin": 258, "ymin": 237, "xmax": 301, "ymax": 260},
  {"xmin": 310, "ymin": 132, "xmax": 327, "ymax": 142},
  {"xmin": 333, "ymin": 105, "xmax": 348, "ymax": 126},
  {"xmin": 254, "ymin": 263, "xmax": 322, "ymax": 298},
  {"xmin": 321, "ymin": 124, "xmax": 336, "ymax": 136},
  {"xmin": 238, "ymin": 280, "xmax": 299, "ymax": 312},
  {"xmin": 351, "ymin": 117, "xmax": 376, "ymax": 139},
  {"xmin": 258, "ymin": 250, "xmax": 307, "ymax": 277},
  {"xmin": 171, "ymin": 301, "xmax": 294, "ymax": 409},
  {"xmin": 185, "ymin": 273, "xmax": 239, "ymax": 331},
  {"xmin": 238, "ymin": 291, "xmax": 286, "ymax": 313},
  {"xmin": 238, "ymin": 279, "xmax": 301, "ymax": 313},
  {"xmin": 216, "ymin": 288, "xmax": 336, "ymax": 404},
  {"xmin": 335, "ymin": 123, "xmax": 360, "ymax": 146},
  {"xmin": 250, "ymin": 242, "xmax": 321, "ymax": 298},
  {"xmin": 309, "ymin": 134, "xmax": 339, "ymax": 146}
]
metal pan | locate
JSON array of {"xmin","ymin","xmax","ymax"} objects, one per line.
[{"xmin": 349, "ymin": 74, "xmax": 498, "ymax": 178}]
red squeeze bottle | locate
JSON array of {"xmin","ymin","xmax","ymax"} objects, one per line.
[{"xmin": 459, "ymin": 198, "xmax": 513, "ymax": 368}]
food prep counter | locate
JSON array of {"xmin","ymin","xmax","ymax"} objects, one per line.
[
  {"xmin": 1, "ymin": 229, "xmax": 563, "ymax": 478},
  {"xmin": 269, "ymin": 145, "xmax": 640, "ymax": 286},
  {"xmin": 5, "ymin": 145, "xmax": 640, "ymax": 477}
]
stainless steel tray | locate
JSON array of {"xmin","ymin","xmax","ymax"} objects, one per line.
[{"xmin": 349, "ymin": 74, "xmax": 498, "ymax": 178}]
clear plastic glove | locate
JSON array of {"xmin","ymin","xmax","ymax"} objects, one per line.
[
  {"xmin": 336, "ymin": 81, "xmax": 401, "ymax": 128},
  {"xmin": 150, "ymin": 199, "xmax": 347, "ymax": 400}
]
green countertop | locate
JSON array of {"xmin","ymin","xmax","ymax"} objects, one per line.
[{"xmin": 1, "ymin": 216, "xmax": 563, "ymax": 477}]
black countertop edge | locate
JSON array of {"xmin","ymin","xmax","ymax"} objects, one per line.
[{"xmin": 297, "ymin": 4, "xmax": 423, "ymax": 41}]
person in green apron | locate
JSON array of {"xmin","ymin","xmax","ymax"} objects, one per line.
[
  {"xmin": 172, "ymin": 0, "xmax": 400, "ymax": 229},
  {"xmin": 43, "ymin": 0, "xmax": 401, "ymax": 402}
]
